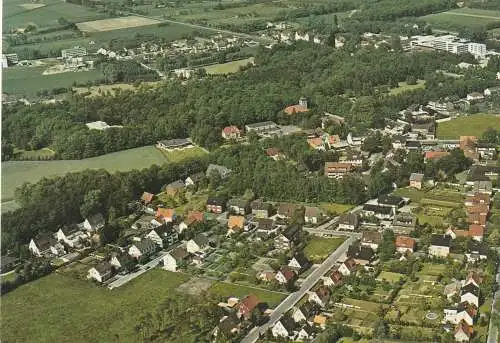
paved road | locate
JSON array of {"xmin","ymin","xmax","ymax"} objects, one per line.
[
  {"xmin": 487, "ymin": 266, "xmax": 500, "ymax": 343},
  {"xmin": 240, "ymin": 235, "xmax": 357, "ymax": 343}
]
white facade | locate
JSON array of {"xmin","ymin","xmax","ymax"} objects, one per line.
[
  {"xmin": 128, "ymin": 245, "xmax": 143, "ymax": 259},
  {"xmin": 272, "ymin": 321, "xmax": 292, "ymax": 338},
  {"xmin": 162, "ymin": 253, "xmax": 178, "ymax": 272},
  {"xmin": 186, "ymin": 240, "xmax": 202, "ymax": 253},
  {"xmin": 428, "ymin": 245, "xmax": 450, "ymax": 257},
  {"xmin": 146, "ymin": 230, "xmax": 163, "ymax": 248},
  {"xmin": 275, "ymin": 271, "xmax": 290, "ymax": 284},
  {"xmin": 288, "ymin": 257, "xmax": 302, "ymax": 269},
  {"xmin": 338, "ymin": 263, "xmax": 352, "ymax": 276},
  {"xmin": 461, "ymin": 293, "xmax": 479, "ymax": 307},
  {"xmin": 308, "ymin": 292, "xmax": 326, "ymax": 307}
]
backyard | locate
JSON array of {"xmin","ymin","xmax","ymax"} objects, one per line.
[
  {"xmin": 208, "ymin": 281, "xmax": 286, "ymax": 307},
  {"xmin": 421, "ymin": 8, "xmax": 500, "ymax": 31},
  {"xmin": 1, "ymin": 269, "xmax": 190, "ymax": 343},
  {"xmin": 205, "ymin": 57, "xmax": 254, "ymax": 75},
  {"xmin": 437, "ymin": 114, "xmax": 500, "ymax": 139},
  {"xmin": 304, "ymin": 236, "xmax": 345, "ymax": 263}
]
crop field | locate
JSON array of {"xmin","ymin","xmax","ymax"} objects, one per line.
[
  {"xmin": 389, "ymin": 80, "xmax": 426, "ymax": 95},
  {"xmin": 1, "ymin": 146, "xmax": 168, "ymax": 202},
  {"xmin": 421, "ymin": 8, "xmax": 500, "ymax": 30},
  {"xmin": 76, "ymin": 16, "xmax": 161, "ymax": 32},
  {"xmin": 205, "ymin": 58, "xmax": 254, "ymax": 75},
  {"xmin": 437, "ymin": 113, "xmax": 500, "ymax": 139},
  {"xmin": 208, "ymin": 282, "xmax": 286, "ymax": 307},
  {"xmin": 2, "ymin": 65, "xmax": 105, "ymax": 97},
  {"xmin": 3, "ymin": 0, "xmax": 107, "ymax": 32},
  {"xmin": 304, "ymin": 236, "xmax": 345, "ymax": 263},
  {"xmin": 1, "ymin": 269, "xmax": 189, "ymax": 343}
]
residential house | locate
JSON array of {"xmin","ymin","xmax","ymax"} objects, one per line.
[
  {"xmin": 256, "ymin": 218, "xmax": 277, "ymax": 235},
  {"xmin": 428, "ymin": 234, "xmax": 452, "ymax": 257},
  {"xmin": 468, "ymin": 224, "xmax": 485, "ymax": 241},
  {"xmin": 288, "ymin": 255, "xmax": 310, "ymax": 272},
  {"xmin": 227, "ymin": 198, "xmax": 250, "ymax": 215},
  {"xmin": 275, "ymin": 267, "xmax": 297, "ymax": 284},
  {"xmin": 465, "ymin": 193, "xmax": 490, "ymax": 207},
  {"xmin": 444, "ymin": 280, "xmax": 462, "ymax": 300},
  {"xmin": 362, "ymin": 204, "xmax": 395, "ymax": 220},
  {"xmin": 466, "ymin": 240, "xmax": 489, "ymax": 263},
  {"xmin": 227, "ymin": 215, "xmax": 245, "ymax": 234},
  {"xmin": 324, "ymin": 162, "xmax": 355, "ymax": 179},
  {"xmin": 277, "ymin": 203, "xmax": 303, "ymax": 220},
  {"xmin": 309, "ymin": 286, "xmax": 331, "ymax": 308},
  {"xmin": 206, "ymin": 164, "xmax": 231, "ymax": 179},
  {"xmin": 284, "ymin": 97, "xmax": 309, "ymax": 115},
  {"xmin": 304, "ymin": 206, "xmax": 323, "ymax": 224},
  {"xmin": 296, "ymin": 326, "xmax": 314, "ymax": 341},
  {"xmin": 216, "ymin": 313, "xmax": 241, "ymax": 338},
  {"xmin": 484, "ymin": 86, "xmax": 500, "ymax": 97},
  {"xmin": 183, "ymin": 210, "xmax": 205, "ymax": 228},
  {"xmin": 251, "ymin": 200, "xmax": 273, "ymax": 218},
  {"xmin": 185, "ymin": 172, "xmax": 206, "ymax": 187},
  {"xmin": 473, "ymin": 180, "xmax": 492, "ymax": 195},
  {"xmin": 361, "ymin": 231, "xmax": 382, "ymax": 250},
  {"xmin": 257, "ymin": 270, "xmax": 276, "ymax": 282},
  {"xmin": 467, "ymin": 212, "xmax": 487, "ymax": 227},
  {"xmin": 87, "ymin": 262, "xmax": 113, "ymax": 283},
  {"xmin": 187, "ymin": 234, "xmax": 210, "ymax": 253},
  {"xmin": 141, "ymin": 192, "xmax": 155, "ymax": 204},
  {"xmin": 392, "ymin": 212, "xmax": 417, "ymax": 234},
  {"xmin": 292, "ymin": 302, "xmax": 320, "ymax": 323},
  {"xmin": 162, "ymin": 246, "xmax": 190, "ymax": 272},
  {"xmin": 464, "ymin": 271, "xmax": 482, "ymax": 288},
  {"xmin": 323, "ymin": 270, "xmax": 343, "ymax": 287},
  {"xmin": 272, "ymin": 317, "xmax": 297, "ymax": 338},
  {"xmin": 377, "ymin": 195, "xmax": 405, "ymax": 209},
  {"xmin": 409, "ymin": 173, "xmax": 424, "ymax": 189},
  {"xmin": 307, "ymin": 134, "xmax": 341, "ymax": 151},
  {"xmin": 443, "ymin": 302, "xmax": 477, "ymax": 326},
  {"xmin": 266, "ymin": 147, "xmax": 284, "ymax": 160},
  {"xmin": 338, "ymin": 212, "xmax": 360, "ymax": 231},
  {"xmin": 460, "ymin": 283, "xmax": 480, "ymax": 307},
  {"xmin": 164, "ymin": 180, "xmax": 185, "ymax": 196},
  {"xmin": 466, "ymin": 92, "xmax": 484, "ymax": 102},
  {"xmin": 454, "ymin": 320, "xmax": 473, "ymax": 342},
  {"xmin": 424, "ymin": 151, "xmax": 450, "ymax": 162},
  {"xmin": 338, "ymin": 258, "xmax": 358, "ymax": 276},
  {"xmin": 55, "ymin": 225, "xmax": 86, "ymax": 248},
  {"xmin": 347, "ymin": 244, "xmax": 375, "ymax": 265},
  {"xmin": 395, "ymin": 236, "xmax": 416, "ymax": 254},
  {"xmin": 156, "ymin": 208, "xmax": 175, "ymax": 223},
  {"xmin": 29, "ymin": 233, "xmax": 64, "ymax": 257},
  {"xmin": 128, "ymin": 238, "xmax": 157, "ymax": 260},
  {"xmin": 146, "ymin": 223, "xmax": 179, "ymax": 248},
  {"xmin": 274, "ymin": 225, "xmax": 300, "ymax": 250},
  {"xmin": 83, "ymin": 213, "xmax": 105, "ymax": 232},
  {"xmin": 206, "ymin": 197, "xmax": 226, "ymax": 214},
  {"xmin": 110, "ymin": 253, "xmax": 135, "ymax": 272},
  {"xmin": 222, "ymin": 126, "xmax": 241, "ymax": 140},
  {"xmin": 237, "ymin": 294, "xmax": 265, "ymax": 320},
  {"xmin": 476, "ymin": 143, "xmax": 497, "ymax": 160}
]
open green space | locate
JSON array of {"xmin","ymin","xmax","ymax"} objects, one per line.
[
  {"xmin": 421, "ymin": 8, "xmax": 500, "ymax": 30},
  {"xmin": 205, "ymin": 58, "xmax": 254, "ymax": 75},
  {"xmin": 157, "ymin": 146, "xmax": 208, "ymax": 163},
  {"xmin": 376, "ymin": 271, "xmax": 405, "ymax": 283},
  {"xmin": 420, "ymin": 198, "xmax": 460, "ymax": 208},
  {"xmin": 419, "ymin": 263, "xmax": 446, "ymax": 276},
  {"xmin": 208, "ymin": 282, "xmax": 286, "ymax": 307},
  {"xmin": 1, "ymin": 146, "xmax": 168, "ymax": 202},
  {"xmin": 393, "ymin": 187, "xmax": 427, "ymax": 202},
  {"xmin": 319, "ymin": 202, "xmax": 354, "ymax": 215},
  {"xmin": 2, "ymin": 65, "xmax": 105, "ymax": 97},
  {"xmin": 437, "ymin": 114, "xmax": 500, "ymax": 139},
  {"xmin": 389, "ymin": 80, "xmax": 426, "ymax": 95},
  {"xmin": 304, "ymin": 236, "xmax": 345, "ymax": 263},
  {"xmin": 342, "ymin": 298, "xmax": 386, "ymax": 312},
  {"xmin": 1, "ymin": 269, "xmax": 190, "ymax": 343}
]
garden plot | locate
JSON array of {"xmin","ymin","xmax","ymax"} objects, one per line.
[{"xmin": 77, "ymin": 16, "xmax": 161, "ymax": 32}]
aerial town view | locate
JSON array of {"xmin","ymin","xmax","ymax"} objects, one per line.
[{"xmin": 2, "ymin": 0, "xmax": 500, "ymax": 342}]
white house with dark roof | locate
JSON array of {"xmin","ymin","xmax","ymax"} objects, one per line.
[
  {"xmin": 83, "ymin": 213, "xmax": 105, "ymax": 232},
  {"xmin": 88, "ymin": 261, "xmax": 113, "ymax": 283}
]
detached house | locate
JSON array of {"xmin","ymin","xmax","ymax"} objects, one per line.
[
  {"xmin": 227, "ymin": 215, "xmax": 245, "ymax": 234},
  {"xmin": 338, "ymin": 212, "xmax": 360, "ymax": 231},
  {"xmin": 339, "ymin": 258, "xmax": 358, "ymax": 276},
  {"xmin": 145, "ymin": 223, "xmax": 178, "ymax": 248},
  {"xmin": 237, "ymin": 294, "xmax": 266, "ymax": 320},
  {"xmin": 88, "ymin": 262, "xmax": 113, "ymax": 283},
  {"xmin": 162, "ymin": 246, "xmax": 190, "ymax": 272},
  {"xmin": 216, "ymin": 313, "xmax": 241, "ymax": 338},
  {"xmin": 256, "ymin": 218, "xmax": 277, "ymax": 235},
  {"xmin": 393, "ymin": 212, "xmax": 417, "ymax": 234},
  {"xmin": 110, "ymin": 253, "xmax": 135, "ymax": 272},
  {"xmin": 251, "ymin": 200, "xmax": 273, "ymax": 218},
  {"xmin": 454, "ymin": 321, "xmax": 473, "ymax": 342},
  {"xmin": 164, "ymin": 180, "xmax": 185, "ymax": 196},
  {"xmin": 428, "ymin": 235, "xmax": 452, "ymax": 257},
  {"xmin": 362, "ymin": 204, "xmax": 395, "ymax": 220},
  {"xmin": 187, "ymin": 234, "xmax": 210, "ymax": 253},
  {"xmin": 309, "ymin": 286, "xmax": 331, "ymax": 308},
  {"xmin": 323, "ymin": 270, "xmax": 343, "ymax": 287},
  {"xmin": 274, "ymin": 225, "xmax": 300, "ymax": 250},
  {"xmin": 465, "ymin": 240, "xmax": 489, "ymax": 263},
  {"xmin": 324, "ymin": 162, "xmax": 355, "ymax": 179},
  {"xmin": 156, "ymin": 208, "xmax": 176, "ymax": 223},
  {"xmin": 29, "ymin": 233, "xmax": 64, "ymax": 257},
  {"xmin": 409, "ymin": 173, "xmax": 424, "ymax": 189},
  {"xmin": 288, "ymin": 255, "xmax": 310, "ymax": 272},
  {"xmin": 377, "ymin": 195, "xmax": 405, "ymax": 209},
  {"xmin": 465, "ymin": 193, "xmax": 490, "ymax": 207},
  {"xmin": 277, "ymin": 203, "xmax": 303, "ymax": 220},
  {"xmin": 141, "ymin": 192, "xmax": 155, "ymax": 204},
  {"xmin": 83, "ymin": 213, "xmax": 105, "ymax": 232},
  {"xmin": 443, "ymin": 302, "xmax": 477, "ymax": 326},
  {"xmin": 206, "ymin": 197, "xmax": 226, "ymax": 214},
  {"xmin": 128, "ymin": 238, "xmax": 157, "ymax": 261},
  {"xmin": 275, "ymin": 267, "xmax": 297, "ymax": 284},
  {"xmin": 55, "ymin": 225, "xmax": 87, "ymax": 248},
  {"xmin": 227, "ymin": 198, "xmax": 250, "ymax": 215},
  {"xmin": 292, "ymin": 301, "xmax": 320, "ymax": 323},
  {"xmin": 185, "ymin": 172, "xmax": 205, "ymax": 187},
  {"xmin": 304, "ymin": 206, "xmax": 323, "ymax": 224},
  {"xmin": 361, "ymin": 231, "xmax": 382, "ymax": 250},
  {"xmin": 461, "ymin": 283, "xmax": 480, "ymax": 307},
  {"xmin": 347, "ymin": 244, "xmax": 375, "ymax": 265},
  {"xmin": 222, "ymin": 125, "xmax": 241, "ymax": 140},
  {"xmin": 395, "ymin": 236, "xmax": 416, "ymax": 254},
  {"xmin": 272, "ymin": 317, "xmax": 296, "ymax": 338}
]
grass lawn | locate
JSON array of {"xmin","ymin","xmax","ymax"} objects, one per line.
[
  {"xmin": 1, "ymin": 271, "xmax": 20, "ymax": 282},
  {"xmin": 304, "ymin": 236, "xmax": 345, "ymax": 263},
  {"xmin": 393, "ymin": 187, "xmax": 427, "ymax": 202},
  {"xmin": 73, "ymin": 81, "xmax": 161, "ymax": 97},
  {"xmin": 208, "ymin": 282, "xmax": 286, "ymax": 307},
  {"xmin": 420, "ymin": 198, "xmax": 460, "ymax": 208},
  {"xmin": 319, "ymin": 202, "xmax": 354, "ymax": 215},
  {"xmin": 14, "ymin": 147, "xmax": 55, "ymax": 159},
  {"xmin": 1, "ymin": 269, "xmax": 190, "ymax": 343},
  {"xmin": 157, "ymin": 146, "xmax": 208, "ymax": 163},
  {"xmin": 416, "ymin": 211, "xmax": 448, "ymax": 227},
  {"xmin": 437, "ymin": 114, "xmax": 500, "ymax": 139},
  {"xmin": 205, "ymin": 57, "xmax": 254, "ymax": 75},
  {"xmin": 376, "ymin": 271, "xmax": 405, "ymax": 283},
  {"xmin": 389, "ymin": 80, "xmax": 426, "ymax": 95},
  {"xmin": 1, "ymin": 146, "xmax": 168, "ymax": 202},
  {"xmin": 421, "ymin": 8, "xmax": 500, "ymax": 30},
  {"xmin": 342, "ymin": 298, "xmax": 386, "ymax": 312}
]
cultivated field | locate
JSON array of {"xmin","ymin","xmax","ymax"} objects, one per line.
[
  {"xmin": 304, "ymin": 236, "xmax": 345, "ymax": 263},
  {"xmin": 437, "ymin": 113, "xmax": 500, "ymax": 139},
  {"xmin": 421, "ymin": 8, "xmax": 500, "ymax": 30},
  {"xmin": 1, "ymin": 269, "xmax": 189, "ymax": 343},
  {"xmin": 205, "ymin": 57, "xmax": 254, "ymax": 75},
  {"xmin": 76, "ymin": 16, "xmax": 161, "ymax": 32}
]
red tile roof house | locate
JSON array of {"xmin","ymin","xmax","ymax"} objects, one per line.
[
  {"xmin": 265, "ymin": 147, "xmax": 283, "ymax": 161},
  {"xmin": 308, "ymin": 286, "xmax": 331, "ymax": 308},
  {"xmin": 424, "ymin": 151, "xmax": 450, "ymax": 162},
  {"xmin": 275, "ymin": 267, "xmax": 297, "ymax": 285},
  {"xmin": 222, "ymin": 126, "xmax": 241, "ymax": 140},
  {"xmin": 322, "ymin": 270, "xmax": 343, "ymax": 287},
  {"xmin": 237, "ymin": 294, "xmax": 261, "ymax": 320},
  {"xmin": 447, "ymin": 225, "xmax": 484, "ymax": 241},
  {"xmin": 395, "ymin": 235, "xmax": 416, "ymax": 254},
  {"xmin": 465, "ymin": 193, "xmax": 490, "ymax": 207},
  {"xmin": 156, "ymin": 208, "xmax": 175, "ymax": 223},
  {"xmin": 454, "ymin": 320, "xmax": 473, "ymax": 342},
  {"xmin": 283, "ymin": 97, "xmax": 309, "ymax": 115},
  {"xmin": 141, "ymin": 192, "xmax": 155, "ymax": 204}
]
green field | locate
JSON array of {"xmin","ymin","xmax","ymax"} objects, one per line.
[
  {"xmin": 208, "ymin": 282, "xmax": 286, "ymax": 307},
  {"xmin": 390, "ymin": 80, "xmax": 426, "ymax": 95},
  {"xmin": 393, "ymin": 187, "xmax": 427, "ymax": 202},
  {"xmin": 2, "ymin": 65, "xmax": 105, "ymax": 97},
  {"xmin": 1, "ymin": 146, "xmax": 169, "ymax": 202},
  {"xmin": 304, "ymin": 236, "xmax": 345, "ymax": 263},
  {"xmin": 157, "ymin": 146, "xmax": 208, "ymax": 163},
  {"xmin": 437, "ymin": 114, "xmax": 500, "ymax": 139},
  {"xmin": 205, "ymin": 58, "xmax": 254, "ymax": 75},
  {"xmin": 1, "ymin": 269, "xmax": 190, "ymax": 343},
  {"xmin": 319, "ymin": 202, "xmax": 354, "ymax": 215},
  {"xmin": 376, "ymin": 271, "xmax": 405, "ymax": 283},
  {"xmin": 421, "ymin": 8, "xmax": 500, "ymax": 30}
]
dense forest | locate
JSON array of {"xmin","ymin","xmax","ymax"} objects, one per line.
[{"xmin": 3, "ymin": 44, "xmax": 496, "ymax": 159}]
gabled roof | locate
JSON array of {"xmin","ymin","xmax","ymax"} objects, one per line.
[
  {"xmin": 227, "ymin": 198, "xmax": 249, "ymax": 209},
  {"xmin": 218, "ymin": 313, "xmax": 240, "ymax": 336},
  {"xmin": 170, "ymin": 246, "xmax": 190, "ymax": 261},
  {"xmin": 256, "ymin": 218, "xmax": 274, "ymax": 231},
  {"xmin": 468, "ymin": 224, "xmax": 484, "ymax": 237},
  {"xmin": 305, "ymin": 206, "xmax": 322, "ymax": 219},
  {"xmin": 348, "ymin": 245, "xmax": 375, "ymax": 262},
  {"xmin": 32, "ymin": 232, "xmax": 57, "ymax": 251},
  {"xmin": 228, "ymin": 215, "xmax": 245, "ymax": 230},
  {"xmin": 377, "ymin": 195, "xmax": 404, "ymax": 206},
  {"xmin": 329, "ymin": 270, "xmax": 343, "ymax": 284},
  {"xmin": 298, "ymin": 301, "xmax": 320, "ymax": 318},
  {"xmin": 278, "ymin": 267, "xmax": 296, "ymax": 281},
  {"xmin": 339, "ymin": 212, "xmax": 359, "ymax": 226},
  {"xmin": 134, "ymin": 239, "xmax": 156, "ymax": 253},
  {"xmin": 86, "ymin": 213, "xmax": 105, "ymax": 227},
  {"xmin": 278, "ymin": 203, "xmax": 302, "ymax": 217},
  {"xmin": 461, "ymin": 283, "xmax": 480, "ymax": 297},
  {"xmin": 454, "ymin": 320, "xmax": 473, "ymax": 338},
  {"xmin": 141, "ymin": 192, "xmax": 154, "ymax": 203},
  {"xmin": 457, "ymin": 301, "xmax": 477, "ymax": 318},
  {"xmin": 94, "ymin": 261, "xmax": 112, "ymax": 275},
  {"xmin": 362, "ymin": 204, "xmax": 393, "ymax": 215},
  {"xmin": 222, "ymin": 125, "xmax": 240, "ymax": 135},
  {"xmin": 342, "ymin": 257, "xmax": 357, "ymax": 271},
  {"xmin": 395, "ymin": 236, "xmax": 416, "ymax": 250},
  {"xmin": 58, "ymin": 224, "xmax": 79, "ymax": 236},
  {"xmin": 165, "ymin": 179, "xmax": 185, "ymax": 190},
  {"xmin": 239, "ymin": 294, "xmax": 260, "ymax": 314},
  {"xmin": 186, "ymin": 172, "xmax": 205, "ymax": 183},
  {"xmin": 361, "ymin": 231, "xmax": 382, "ymax": 244},
  {"xmin": 466, "ymin": 204, "xmax": 489, "ymax": 214},
  {"xmin": 156, "ymin": 208, "xmax": 175, "ymax": 220},
  {"xmin": 282, "ymin": 225, "xmax": 300, "ymax": 241},
  {"xmin": 278, "ymin": 316, "xmax": 297, "ymax": 333},
  {"xmin": 425, "ymin": 151, "xmax": 450, "ymax": 160},
  {"xmin": 206, "ymin": 164, "xmax": 231, "ymax": 178},
  {"xmin": 284, "ymin": 104, "xmax": 309, "ymax": 115},
  {"xmin": 314, "ymin": 285, "xmax": 330, "ymax": 301},
  {"xmin": 192, "ymin": 234, "xmax": 209, "ymax": 248},
  {"xmin": 430, "ymin": 234, "xmax": 451, "ymax": 247},
  {"xmin": 251, "ymin": 199, "xmax": 272, "ymax": 211},
  {"xmin": 185, "ymin": 211, "xmax": 204, "ymax": 225},
  {"xmin": 290, "ymin": 254, "xmax": 309, "ymax": 267}
]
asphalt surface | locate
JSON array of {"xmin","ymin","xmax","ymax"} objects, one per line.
[
  {"xmin": 487, "ymin": 266, "xmax": 500, "ymax": 343},
  {"xmin": 240, "ymin": 235, "xmax": 357, "ymax": 343}
]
